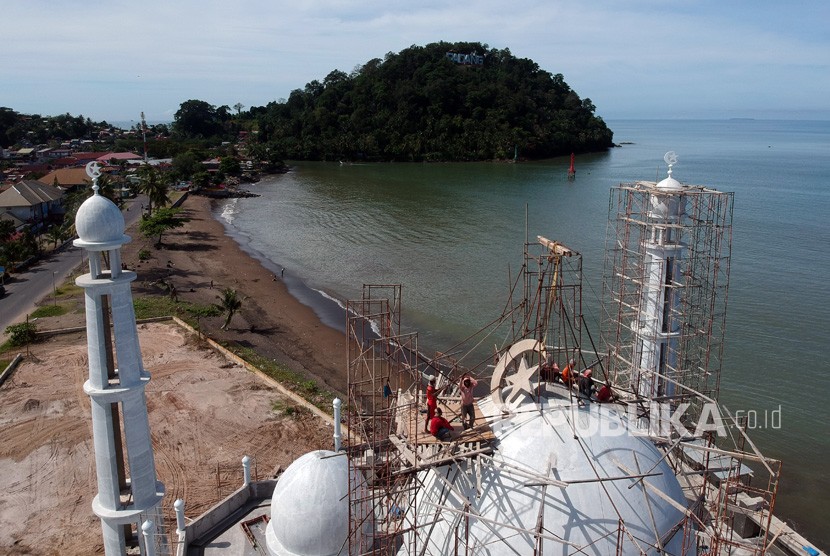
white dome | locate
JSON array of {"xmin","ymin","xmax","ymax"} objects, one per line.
[
  {"xmin": 266, "ymin": 450, "xmax": 351, "ymax": 556},
  {"xmin": 74, "ymin": 188, "xmax": 128, "ymax": 249},
  {"xmin": 656, "ymin": 175, "xmax": 682, "ymax": 190}
]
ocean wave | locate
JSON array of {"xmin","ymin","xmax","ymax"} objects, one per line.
[
  {"xmin": 219, "ymin": 198, "xmax": 240, "ymax": 224},
  {"xmin": 314, "ymin": 288, "xmax": 346, "ymax": 311},
  {"xmin": 315, "ymin": 288, "xmax": 382, "ymax": 339}
]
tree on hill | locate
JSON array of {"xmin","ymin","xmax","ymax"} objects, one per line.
[
  {"xmin": 0, "ymin": 107, "xmax": 109, "ymax": 148},
  {"xmin": 245, "ymin": 41, "xmax": 613, "ymax": 162},
  {"xmin": 173, "ymin": 99, "xmax": 225, "ymax": 139},
  {"xmin": 218, "ymin": 156, "xmax": 241, "ymax": 177}
]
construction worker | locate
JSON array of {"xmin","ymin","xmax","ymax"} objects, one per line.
[
  {"xmin": 429, "ymin": 407, "xmax": 454, "ymax": 441},
  {"xmin": 561, "ymin": 359, "xmax": 576, "ymax": 386},
  {"xmin": 458, "ymin": 373, "xmax": 478, "ymax": 430},
  {"xmin": 540, "ymin": 354, "xmax": 560, "ymax": 382},
  {"xmin": 424, "ymin": 376, "xmax": 439, "ymax": 433},
  {"xmin": 596, "ymin": 380, "xmax": 613, "ymax": 403},
  {"xmin": 578, "ymin": 369, "xmax": 595, "ymax": 406}
]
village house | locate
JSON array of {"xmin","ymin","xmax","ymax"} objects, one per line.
[
  {"xmin": 0, "ymin": 180, "xmax": 64, "ymax": 230},
  {"xmin": 39, "ymin": 167, "xmax": 91, "ymax": 190}
]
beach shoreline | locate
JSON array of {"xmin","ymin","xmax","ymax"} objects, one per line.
[{"xmin": 120, "ymin": 193, "xmax": 349, "ymax": 399}]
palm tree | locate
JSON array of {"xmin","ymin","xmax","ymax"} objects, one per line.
[
  {"xmin": 137, "ymin": 165, "xmax": 170, "ymax": 215},
  {"xmin": 45, "ymin": 226, "xmax": 65, "ymax": 249},
  {"xmin": 215, "ymin": 287, "xmax": 243, "ymax": 330},
  {"xmin": 96, "ymin": 173, "xmax": 119, "ymax": 204}
]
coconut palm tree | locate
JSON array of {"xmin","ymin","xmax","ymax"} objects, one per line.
[
  {"xmin": 137, "ymin": 165, "xmax": 170, "ymax": 215},
  {"xmin": 215, "ymin": 287, "xmax": 243, "ymax": 330},
  {"xmin": 45, "ymin": 226, "xmax": 65, "ymax": 249}
]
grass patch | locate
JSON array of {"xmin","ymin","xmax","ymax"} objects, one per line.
[
  {"xmin": 220, "ymin": 341, "xmax": 335, "ymax": 412},
  {"xmin": 169, "ymin": 191, "xmax": 187, "ymax": 205},
  {"xmin": 55, "ymin": 282, "xmax": 83, "ymax": 298},
  {"xmin": 107, "ymin": 293, "xmax": 334, "ymax": 414},
  {"xmin": 271, "ymin": 400, "xmax": 310, "ymax": 419},
  {"xmin": 133, "ymin": 296, "xmax": 183, "ymax": 320},
  {"xmin": 30, "ymin": 304, "xmax": 69, "ymax": 319},
  {"xmin": 133, "ymin": 292, "xmax": 219, "ymax": 328}
]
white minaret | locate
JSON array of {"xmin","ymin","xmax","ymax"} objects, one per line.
[
  {"xmin": 604, "ymin": 152, "xmax": 733, "ymax": 427},
  {"xmin": 75, "ymin": 162, "xmax": 165, "ymax": 555},
  {"xmin": 634, "ymin": 152, "xmax": 686, "ymax": 401}
]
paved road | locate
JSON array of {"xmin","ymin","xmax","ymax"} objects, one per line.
[{"xmin": 0, "ymin": 195, "xmax": 147, "ymax": 335}]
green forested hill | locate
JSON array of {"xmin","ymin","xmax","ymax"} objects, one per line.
[{"xmin": 250, "ymin": 41, "xmax": 613, "ymax": 162}]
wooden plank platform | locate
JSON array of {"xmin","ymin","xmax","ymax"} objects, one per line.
[{"xmin": 398, "ymin": 397, "xmax": 496, "ymax": 447}]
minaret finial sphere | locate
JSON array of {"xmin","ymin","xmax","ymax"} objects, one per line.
[{"xmin": 664, "ymin": 151, "xmax": 678, "ymax": 178}]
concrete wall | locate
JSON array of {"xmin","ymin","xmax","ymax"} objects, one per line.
[{"xmin": 181, "ymin": 479, "xmax": 276, "ymax": 552}]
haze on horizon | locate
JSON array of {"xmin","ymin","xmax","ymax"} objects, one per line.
[{"xmin": 2, "ymin": 1, "xmax": 828, "ymax": 124}]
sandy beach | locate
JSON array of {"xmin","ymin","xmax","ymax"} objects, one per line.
[{"xmin": 121, "ymin": 193, "xmax": 349, "ymax": 398}]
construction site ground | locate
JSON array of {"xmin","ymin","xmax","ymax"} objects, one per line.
[{"xmin": 0, "ymin": 322, "xmax": 334, "ymax": 555}]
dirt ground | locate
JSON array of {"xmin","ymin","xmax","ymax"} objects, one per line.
[{"xmin": 0, "ymin": 322, "xmax": 335, "ymax": 555}]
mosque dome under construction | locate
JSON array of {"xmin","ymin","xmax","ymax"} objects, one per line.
[{"xmin": 398, "ymin": 386, "xmax": 689, "ymax": 555}]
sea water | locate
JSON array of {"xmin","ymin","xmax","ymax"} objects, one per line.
[{"xmin": 218, "ymin": 119, "xmax": 830, "ymax": 548}]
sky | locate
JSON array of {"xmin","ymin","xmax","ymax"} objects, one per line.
[{"xmin": 2, "ymin": 1, "xmax": 828, "ymax": 123}]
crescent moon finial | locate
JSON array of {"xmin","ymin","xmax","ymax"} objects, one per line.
[
  {"xmin": 85, "ymin": 161, "xmax": 102, "ymax": 179},
  {"xmin": 85, "ymin": 161, "xmax": 102, "ymax": 194}
]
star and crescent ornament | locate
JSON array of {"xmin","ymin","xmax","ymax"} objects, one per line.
[
  {"xmin": 85, "ymin": 161, "xmax": 102, "ymax": 179},
  {"xmin": 490, "ymin": 338, "xmax": 545, "ymax": 411}
]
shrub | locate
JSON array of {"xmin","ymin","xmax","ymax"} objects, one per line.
[
  {"xmin": 301, "ymin": 380, "xmax": 320, "ymax": 395},
  {"xmin": 5, "ymin": 322, "xmax": 37, "ymax": 346},
  {"xmin": 271, "ymin": 400, "xmax": 308, "ymax": 419},
  {"xmin": 138, "ymin": 249, "xmax": 152, "ymax": 261}
]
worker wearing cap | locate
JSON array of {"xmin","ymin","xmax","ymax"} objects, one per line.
[{"xmin": 561, "ymin": 359, "xmax": 576, "ymax": 386}]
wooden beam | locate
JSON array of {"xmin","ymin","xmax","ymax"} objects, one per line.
[{"xmin": 537, "ymin": 235, "xmax": 575, "ymax": 257}]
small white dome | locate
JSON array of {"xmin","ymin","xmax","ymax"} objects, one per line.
[
  {"xmin": 656, "ymin": 175, "xmax": 682, "ymax": 190},
  {"xmin": 75, "ymin": 188, "xmax": 128, "ymax": 248},
  {"xmin": 266, "ymin": 450, "xmax": 350, "ymax": 556}
]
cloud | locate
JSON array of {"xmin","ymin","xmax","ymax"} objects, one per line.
[{"xmin": 1, "ymin": 1, "xmax": 827, "ymax": 120}]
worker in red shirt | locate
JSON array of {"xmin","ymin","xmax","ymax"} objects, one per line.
[
  {"xmin": 596, "ymin": 380, "xmax": 614, "ymax": 403},
  {"xmin": 424, "ymin": 376, "xmax": 441, "ymax": 433},
  {"xmin": 429, "ymin": 407, "xmax": 454, "ymax": 441},
  {"xmin": 561, "ymin": 358, "xmax": 576, "ymax": 386}
]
